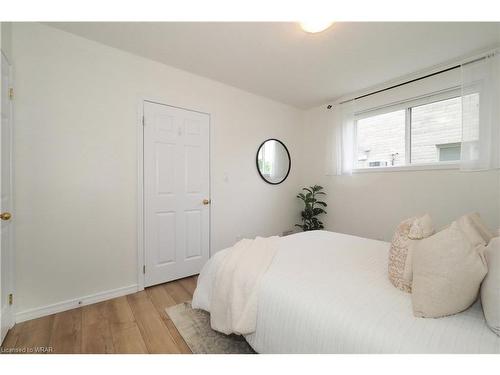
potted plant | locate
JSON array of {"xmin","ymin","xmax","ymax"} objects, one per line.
[{"xmin": 295, "ymin": 185, "xmax": 327, "ymax": 231}]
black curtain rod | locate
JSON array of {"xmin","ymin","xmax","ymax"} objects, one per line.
[
  {"xmin": 328, "ymin": 53, "xmax": 494, "ymax": 109},
  {"xmin": 340, "ymin": 65, "xmax": 459, "ymax": 104},
  {"xmin": 334, "ymin": 65, "xmax": 459, "ymax": 106}
]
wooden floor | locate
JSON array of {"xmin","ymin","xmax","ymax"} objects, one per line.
[{"xmin": 1, "ymin": 276, "xmax": 198, "ymax": 354}]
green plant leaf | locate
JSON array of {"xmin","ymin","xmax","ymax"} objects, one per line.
[
  {"xmin": 297, "ymin": 185, "xmax": 327, "ymax": 232},
  {"xmin": 313, "ymin": 208, "xmax": 326, "ymax": 215}
]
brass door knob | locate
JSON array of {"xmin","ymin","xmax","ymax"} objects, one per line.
[
  {"xmin": 202, "ymin": 199, "xmax": 211, "ymax": 205},
  {"xmin": 0, "ymin": 212, "xmax": 12, "ymax": 221}
]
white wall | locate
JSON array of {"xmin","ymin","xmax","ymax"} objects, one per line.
[
  {"xmin": 12, "ymin": 23, "xmax": 303, "ymax": 315},
  {"xmin": 301, "ymin": 105, "xmax": 500, "ymax": 242},
  {"xmin": 11, "ymin": 22, "xmax": 500, "ymax": 319},
  {"xmin": 1, "ymin": 22, "xmax": 12, "ymax": 62}
]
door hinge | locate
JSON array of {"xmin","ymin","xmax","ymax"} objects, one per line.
[
  {"xmin": 8, "ymin": 293, "xmax": 13, "ymax": 305},
  {"xmin": 143, "ymin": 265, "xmax": 146, "ymax": 274},
  {"xmin": 8, "ymin": 88, "xmax": 14, "ymax": 100}
]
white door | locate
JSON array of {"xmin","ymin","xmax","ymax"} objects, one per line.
[
  {"xmin": 143, "ymin": 101, "xmax": 210, "ymax": 287},
  {"xmin": 0, "ymin": 52, "xmax": 14, "ymax": 343}
]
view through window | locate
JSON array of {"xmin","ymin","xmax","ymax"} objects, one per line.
[
  {"xmin": 354, "ymin": 94, "xmax": 475, "ymax": 169},
  {"xmin": 356, "ymin": 110, "xmax": 406, "ymax": 168}
]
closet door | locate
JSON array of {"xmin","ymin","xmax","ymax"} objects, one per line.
[
  {"xmin": 143, "ymin": 101, "xmax": 210, "ymax": 287},
  {"xmin": 0, "ymin": 52, "xmax": 14, "ymax": 343}
]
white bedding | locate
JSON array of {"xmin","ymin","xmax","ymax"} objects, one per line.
[
  {"xmin": 192, "ymin": 230, "xmax": 500, "ymax": 353},
  {"xmin": 210, "ymin": 236, "xmax": 279, "ymax": 335}
]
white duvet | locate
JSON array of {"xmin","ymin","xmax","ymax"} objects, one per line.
[
  {"xmin": 192, "ymin": 230, "xmax": 500, "ymax": 353},
  {"xmin": 209, "ymin": 236, "xmax": 279, "ymax": 335}
]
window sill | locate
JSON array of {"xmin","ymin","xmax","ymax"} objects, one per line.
[{"xmin": 352, "ymin": 162, "xmax": 459, "ymax": 173}]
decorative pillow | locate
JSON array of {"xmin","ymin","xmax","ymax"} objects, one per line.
[
  {"xmin": 408, "ymin": 214, "xmax": 434, "ymax": 239},
  {"xmin": 467, "ymin": 212, "xmax": 495, "ymax": 245},
  {"xmin": 402, "ymin": 239, "xmax": 417, "ymax": 283},
  {"xmin": 404, "ymin": 213, "xmax": 492, "ymax": 284},
  {"xmin": 481, "ymin": 237, "xmax": 500, "ymax": 336},
  {"xmin": 388, "ymin": 214, "xmax": 434, "ymax": 293},
  {"xmin": 456, "ymin": 214, "xmax": 486, "ymax": 248},
  {"xmin": 412, "ymin": 221, "xmax": 488, "ymax": 318}
]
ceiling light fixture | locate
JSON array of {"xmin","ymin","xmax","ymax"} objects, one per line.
[{"xmin": 299, "ymin": 21, "xmax": 333, "ymax": 34}]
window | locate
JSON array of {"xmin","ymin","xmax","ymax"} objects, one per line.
[
  {"xmin": 355, "ymin": 110, "xmax": 406, "ymax": 168},
  {"xmin": 411, "ymin": 97, "xmax": 462, "ymax": 164},
  {"xmin": 354, "ymin": 92, "xmax": 472, "ymax": 169},
  {"xmin": 436, "ymin": 142, "xmax": 461, "ymax": 161}
]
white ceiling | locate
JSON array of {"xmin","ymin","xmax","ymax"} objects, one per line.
[{"xmin": 47, "ymin": 22, "xmax": 500, "ymax": 109}]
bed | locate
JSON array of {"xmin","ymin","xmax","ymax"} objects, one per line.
[{"xmin": 192, "ymin": 230, "xmax": 500, "ymax": 353}]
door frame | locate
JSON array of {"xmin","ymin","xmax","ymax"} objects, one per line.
[
  {"xmin": 136, "ymin": 98, "xmax": 212, "ymax": 291},
  {"xmin": 1, "ymin": 50, "xmax": 15, "ymax": 340}
]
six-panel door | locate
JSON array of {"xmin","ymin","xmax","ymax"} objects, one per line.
[
  {"xmin": 143, "ymin": 101, "xmax": 210, "ymax": 287},
  {"xmin": 0, "ymin": 52, "xmax": 14, "ymax": 343}
]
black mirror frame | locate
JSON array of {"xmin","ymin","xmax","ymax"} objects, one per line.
[{"xmin": 255, "ymin": 138, "xmax": 291, "ymax": 185}]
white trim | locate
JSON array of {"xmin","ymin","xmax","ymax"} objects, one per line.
[
  {"xmin": 15, "ymin": 284, "xmax": 138, "ymax": 323},
  {"xmin": 137, "ymin": 97, "xmax": 213, "ymax": 289},
  {"xmin": 405, "ymin": 107, "xmax": 411, "ymax": 164},
  {"xmin": 354, "ymin": 87, "xmax": 460, "ymax": 120},
  {"xmin": 136, "ymin": 101, "xmax": 145, "ymax": 291},
  {"xmin": 353, "ymin": 162, "xmax": 459, "ymax": 173},
  {"xmin": 7, "ymin": 61, "xmax": 15, "ymax": 331},
  {"xmin": 208, "ymin": 113, "xmax": 213, "ymax": 258},
  {"xmin": 0, "ymin": 54, "xmax": 15, "ymax": 340}
]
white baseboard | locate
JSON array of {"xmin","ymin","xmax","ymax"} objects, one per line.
[{"xmin": 15, "ymin": 284, "xmax": 139, "ymax": 323}]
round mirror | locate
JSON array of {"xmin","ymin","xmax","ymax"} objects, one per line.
[{"xmin": 256, "ymin": 139, "xmax": 291, "ymax": 185}]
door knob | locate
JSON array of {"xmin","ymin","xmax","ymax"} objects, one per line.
[
  {"xmin": 0, "ymin": 212, "xmax": 12, "ymax": 221},
  {"xmin": 202, "ymin": 199, "xmax": 211, "ymax": 205}
]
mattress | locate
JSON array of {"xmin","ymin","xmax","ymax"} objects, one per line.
[{"xmin": 192, "ymin": 230, "xmax": 500, "ymax": 353}]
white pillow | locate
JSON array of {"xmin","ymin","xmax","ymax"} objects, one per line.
[
  {"xmin": 404, "ymin": 213, "xmax": 492, "ymax": 284},
  {"xmin": 402, "ymin": 239, "xmax": 417, "ymax": 283},
  {"xmin": 468, "ymin": 212, "xmax": 495, "ymax": 244},
  {"xmin": 481, "ymin": 237, "xmax": 500, "ymax": 336},
  {"xmin": 457, "ymin": 213, "xmax": 494, "ymax": 247},
  {"xmin": 412, "ymin": 221, "xmax": 488, "ymax": 318}
]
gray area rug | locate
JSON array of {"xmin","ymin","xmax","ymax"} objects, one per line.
[{"xmin": 166, "ymin": 302, "xmax": 255, "ymax": 354}]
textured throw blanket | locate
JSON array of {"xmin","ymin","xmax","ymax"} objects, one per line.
[{"xmin": 209, "ymin": 236, "xmax": 279, "ymax": 335}]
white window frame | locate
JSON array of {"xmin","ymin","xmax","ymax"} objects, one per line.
[{"xmin": 353, "ymin": 87, "xmax": 462, "ymax": 173}]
